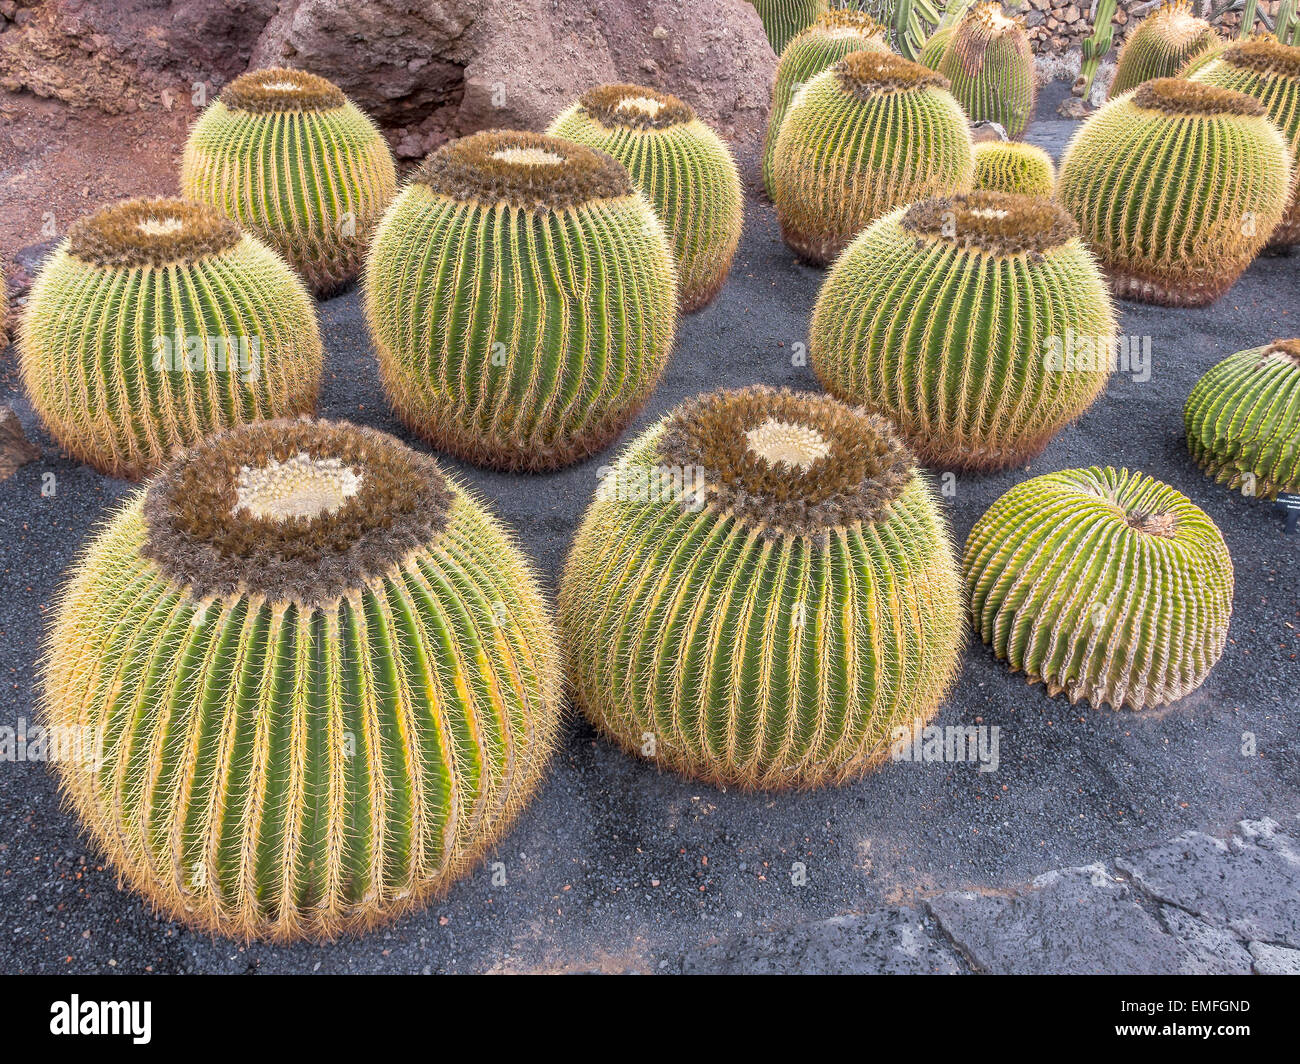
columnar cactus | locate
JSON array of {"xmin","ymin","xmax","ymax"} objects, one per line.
[
  {"xmin": 811, "ymin": 192, "xmax": 1115, "ymax": 470},
  {"xmin": 549, "ymin": 84, "xmax": 744, "ymax": 312},
  {"xmin": 559, "ymin": 386, "xmax": 964, "ymax": 789},
  {"xmin": 1056, "ymin": 78, "xmax": 1292, "ymax": 306},
  {"xmin": 365, "ymin": 131, "xmax": 678, "ymax": 471},
  {"xmin": 41, "ymin": 419, "xmax": 562, "ymax": 941},
  {"xmin": 181, "ymin": 67, "xmax": 397, "ymax": 296},
  {"xmin": 971, "ymin": 140, "xmax": 1056, "ymax": 195},
  {"xmin": 1109, "ymin": 1, "xmax": 1220, "ymax": 99},
  {"xmin": 748, "ymin": 0, "xmax": 830, "ymax": 54},
  {"xmin": 964, "ymin": 467, "xmax": 1234, "ymax": 711},
  {"xmin": 19, "ymin": 198, "xmax": 322, "ymax": 479},
  {"xmin": 938, "ymin": 4, "xmax": 1036, "ymax": 137},
  {"xmin": 1185, "ymin": 339, "xmax": 1300, "ymax": 499},
  {"xmin": 773, "ymin": 51, "xmax": 975, "ymax": 264}
]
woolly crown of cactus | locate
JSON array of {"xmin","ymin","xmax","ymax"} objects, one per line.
[
  {"xmin": 971, "ymin": 140, "xmax": 1056, "ymax": 195},
  {"xmin": 219, "ymin": 67, "xmax": 347, "ymax": 112},
  {"xmin": 1109, "ymin": 1, "xmax": 1221, "ymax": 99},
  {"xmin": 748, "ymin": 0, "xmax": 830, "ymax": 55},
  {"xmin": 938, "ymin": 3, "xmax": 1037, "ymax": 137}
]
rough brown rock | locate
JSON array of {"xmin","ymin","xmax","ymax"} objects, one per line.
[{"xmin": 0, "ymin": 406, "xmax": 39, "ymax": 481}]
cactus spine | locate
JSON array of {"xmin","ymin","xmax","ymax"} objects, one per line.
[
  {"xmin": 971, "ymin": 140, "xmax": 1056, "ymax": 195},
  {"xmin": 748, "ymin": 0, "xmax": 830, "ymax": 54},
  {"xmin": 1109, "ymin": 1, "xmax": 1221, "ymax": 98},
  {"xmin": 937, "ymin": 4, "xmax": 1036, "ymax": 137},
  {"xmin": 920, "ymin": 25, "xmax": 957, "ymax": 70}
]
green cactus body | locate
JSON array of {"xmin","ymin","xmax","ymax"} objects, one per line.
[
  {"xmin": 19, "ymin": 199, "xmax": 322, "ymax": 480},
  {"xmin": 964, "ymin": 467, "xmax": 1234, "ymax": 710},
  {"xmin": 937, "ymin": 4, "xmax": 1036, "ymax": 137},
  {"xmin": 920, "ymin": 26, "xmax": 956, "ymax": 70},
  {"xmin": 1185, "ymin": 339, "xmax": 1300, "ymax": 498},
  {"xmin": 365, "ymin": 131, "xmax": 678, "ymax": 472},
  {"xmin": 181, "ymin": 68, "xmax": 397, "ymax": 296},
  {"xmin": 41, "ymin": 420, "xmax": 562, "ymax": 941},
  {"xmin": 748, "ymin": 0, "xmax": 830, "ymax": 53},
  {"xmin": 971, "ymin": 140, "xmax": 1056, "ymax": 194},
  {"xmin": 762, "ymin": 10, "xmax": 892, "ymax": 199},
  {"xmin": 773, "ymin": 51, "xmax": 975, "ymax": 265},
  {"xmin": 1057, "ymin": 78, "xmax": 1292, "ymax": 306},
  {"xmin": 548, "ymin": 84, "xmax": 743, "ymax": 312},
  {"xmin": 811, "ymin": 192, "xmax": 1115, "ymax": 471},
  {"xmin": 559, "ymin": 386, "xmax": 964, "ymax": 789},
  {"xmin": 1109, "ymin": 1, "xmax": 1220, "ymax": 99}
]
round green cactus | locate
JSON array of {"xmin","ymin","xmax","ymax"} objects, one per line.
[
  {"xmin": 971, "ymin": 140, "xmax": 1056, "ymax": 195},
  {"xmin": 1109, "ymin": 1, "xmax": 1220, "ymax": 99},
  {"xmin": 548, "ymin": 84, "xmax": 743, "ymax": 312},
  {"xmin": 559, "ymin": 386, "xmax": 964, "ymax": 789},
  {"xmin": 1185, "ymin": 339, "xmax": 1300, "ymax": 499},
  {"xmin": 42, "ymin": 419, "xmax": 562, "ymax": 941},
  {"xmin": 811, "ymin": 192, "xmax": 1115, "ymax": 470},
  {"xmin": 964, "ymin": 466, "xmax": 1234, "ymax": 711},
  {"xmin": 773, "ymin": 51, "xmax": 975, "ymax": 265},
  {"xmin": 938, "ymin": 4, "xmax": 1036, "ymax": 138},
  {"xmin": 1057, "ymin": 78, "xmax": 1292, "ymax": 306},
  {"xmin": 747, "ymin": 0, "xmax": 830, "ymax": 54},
  {"xmin": 181, "ymin": 67, "xmax": 397, "ymax": 296},
  {"xmin": 762, "ymin": 9, "xmax": 891, "ymax": 200},
  {"xmin": 19, "ymin": 198, "xmax": 322, "ymax": 480},
  {"xmin": 920, "ymin": 25, "xmax": 956, "ymax": 71},
  {"xmin": 365, "ymin": 130, "xmax": 678, "ymax": 472}
]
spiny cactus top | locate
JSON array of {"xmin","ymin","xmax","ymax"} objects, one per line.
[
  {"xmin": 965, "ymin": 467, "xmax": 1233, "ymax": 711},
  {"xmin": 42, "ymin": 418, "xmax": 562, "ymax": 941},
  {"xmin": 971, "ymin": 140, "xmax": 1056, "ymax": 195},
  {"xmin": 559, "ymin": 385, "xmax": 964, "ymax": 789},
  {"xmin": 181, "ymin": 67, "xmax": 397, "ymax": 296},
  {"xmin": 748, "ymin": 0, "xmax": 830, "ymax": 54},
  {"xmin": 938, "ymin": 4, "xmax": 1037, "ymax": 137},
  {"xmin": 772, "ymin": 51, "xmax": 975, "ymax": 265},
  {"xmin": 548, "ymin": 84, "xmax": 743, "ymax": 312},
  {"xmin": 1185, "ymin": 339, "xmax": 1300, "ymax": 499},
  {"xmin": 365, "ymin": 130, "xmax": 678, "ymax": 472},
  {"xmin": 19, "ymin": 198, "xmax": 322, "ymax": 480},
  {"xmin": 1109, "ymin": 1, "xmax": 1220, "ymax": 99},
  {"xmin": 1057, "ymin": 78, "xmax": 1293, "ymax": 306}
]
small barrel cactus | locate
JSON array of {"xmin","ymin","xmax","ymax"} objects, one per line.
[
  {"xmin": 747, "ymin": 0, "xmax": 829, "ymax": 54},
  {"xmin": 920, "ymin": 25, "xmax": 957, "ymax": 71},
  {"xmin": 964, "ymin": 466, "xmax": 1234, "ymax": 711},
  {"xmin": 762, "ymin": 9, "xmax": 891, "ymax": 200},
  {"xmin": 1057, "ymin": 78, "xmax": 1292, "ymax": 306},
  {"xmin": 19, "ymin": 198, "xmax": 322, "ymax": 480},
  {"xmin": 559, "ymin": 385, "xmax": 964, "ymax": 789},
  {"xmin": 1185, "ymin": 339, "xmax": 1300, "ymax": 499},
  {"xmin": 549, "ymin": 84, "xmax": 743, "ymax": 312},
  {"xmin": 971, "ymin": 140, "xmax": 1056, "ymax": 195},
  {"xmin": 1109, "ymin": 1, "xmax": 1220, "ymax": 99},
  {"xmin": 41, "ymin": 419, "xmax": 562, "ymax": 941},
  {"xmin": 938, "ymin": 4, "xmax": 1037, "ymax": 138},
  {"xmin": 773, "ymin": 51, "xmax": 975, "ymax": 265},
  {"xmin": 365, "ymin": 130, "xmax": 678, "ymax": 471},
  {"xmin": 181, "ymin": 67, "xmax": 397, "ymax": 296}
]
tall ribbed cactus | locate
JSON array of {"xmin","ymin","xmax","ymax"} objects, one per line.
[
  {"xmin": 748, "ymin": 0, "xmax": 830, "ymax": 53},
  {"xmin": 41, "ymin": 419, "xmax": 562, "ymax": 941},
  {"xmin": 1185, "ymin": 339, "xmax": 1300, "ymax": 499},
  {"xmin": 811, "ymin": 192, "xmax": 1115, "ymax": 470},
  {"xmin": 365, "ymin": 131, "xmax": 678, "ymax": 471},
  {"xmin": 964, "ymin": 467, "xmax": 1234, "ymax": 711},
  {"xmin": 773, "ymin": 51, "xmax": 975, "ymax": 264},
  {"xmin": 1110, "ymin": 1, "xmax": 1221, "ymax": 98},
  {"xmin": 182, "ymin": 67, "xmax": 397, "ymax": 296},
  {"xmin": 559, "ymin": 386, "xmax": 964, "ymax": 789},
  {"xmin": 548, "ymin": 84, "xmax": 743, "ymax": 312},
  {"xmin": 938, "ymin": 3, "xmax": 1036, "ymax": 137},
  {"xmin": 19, "ymin": 198, "xmax": 322, "ymax": 480},
  {"xmin": 1057, "ymin": 78, "xmax": 1292, "ymax": 306},
  {"xmin": 971, "ymin": 140, "xmax": 1056, "ymax": 194}
]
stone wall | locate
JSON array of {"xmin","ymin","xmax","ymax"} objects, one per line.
[{"xmin": 1006, "ymin": 0, "xmax": 1284, "ymax": 55}]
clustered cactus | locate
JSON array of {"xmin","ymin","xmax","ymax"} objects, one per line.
[
  {"xmin": 41, "ymin": 419, "xmax": 562, "ymax": 940},
  {"xmin": 549, "ymin": 84, "xmax": 743, "ymax": 312},
  {"xmin": 811, "ymin": 192, "xmax": 1115, "ymax": 470},
  {"xmin": 971, "ymin": 140, "xmax": 1056, "ymax": 195},
  {"xmin": 773, "ymin": 51, "xmax": 975, "ymax": 264},
  {"xmin": 1185, "ymin": 339, "xmax": 1300, "ymax": 499},
  {"xmin": 1109, "ymin": 1, "xmax": 1220, "ymax": 99},
  {"xmin": 182, "ymin": 67, "xmax": 397, "ymax": 296},
  {"xmin": 1057, "ymin": 77, "xmax": 1293, "ymax": 306},
  {"xmin": 748, "ymin": 0, "xmax": 830, "ymax": 54},
  {"xmin": 964, "ymin": 466, "xmax": 1234, "ymax": 711},
  {"xmin": 560, "ymin": 386, "xmax": 964, "ymax": 789},
  {"xmin": 19, "ymin": 198, "xmax": 322, "ymax": 479},
  {"xmin": 936, "ymin": 4, "xmax": 1036, "ymax": 138},
  {"xmin": 364, "ymin": 130, "xmax": 678, "ymax": 471}
]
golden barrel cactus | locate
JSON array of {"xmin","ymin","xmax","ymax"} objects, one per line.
[
  {"xmin": 748, "ymin": 0, "xmax": 830, "ymax": 54},
  {"xmin": 938, "ymin": 4, "xmax": 1037, "ymax": 138},
  {"xmin": 1110, "ymin": 1, "xmax": 1220, "ymax": 99},
  {"xmin": 971, "ymin": 140, "xmax": 1056, "ymax": 195}
]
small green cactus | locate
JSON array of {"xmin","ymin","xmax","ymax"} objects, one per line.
[
  {"xmin": 937, "ymin": 3, "xmax": 1036, "ymax": 137},
  {"xmin": 773, "ymin": 51, "xmax": 975, "ymax": 265},
  {"xmin": 971, "ymin": 140, "xmax": 1056, "ymax": 195},
  {"xmin": 42, "ymin": 419, "xmax": 562, "ymax": 941},
  {"xmin": 1185, "ymin": 339, "xmax": 1300, "ymax": 499},
  {"xmin": 549, "ymin": 84, "xmax": 743, "ymax": 312},
  {"xmin": 181, "ymin": 67, "xmax": 397, "ymax": 296},
  {"xmin": 364, "ymin": 130, "xmax": 678, "ymax": 472},
  {"xmin": 920, "ymin": 25, "xmax": 957, "ymax": 70},
  {"xmin": 559, "ymin": 385, "xmax": 964, "ymax": 790},
  {"xmin": 747, "ymin": 0, "xmax": 830, "ymax": 54},
  {"xmin": 19, "ymin": 198, "xmax": 322, "ymax": 480},
  {"xmin": 964, "ymin": 466, "xmax": 1234, "ymax": 711},
  {"xmin": 1109, "ymin": 1, "xmax": 1220, "ymax": 98}
]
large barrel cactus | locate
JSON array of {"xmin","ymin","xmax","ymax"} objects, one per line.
[
  {"xmin": 1185, "ymin": 339, "xmax": 1300, "ymax": 499},
  {"xmin": 1056, "ymin": 78, "xmax": 1292, "ymax": 306},
  {"xmin": 548, "ymin": 84, "xmax": 743, "ymax": 312},
  {"xmin": 19, "ymin": 198, "xmax": 322, "ymax": 480},
  {"xmin": 748, "ymin": 0, "xmax": 829, "ymax": 54},
  {"xmin": 772, "ymin": 51, "xmax": 975, "ymax": 265},
  {"xmin": 964, "ymin": 467, "xmax": 1234, "ymax": 711},
  {"xmin": 938, "ymin": 4, "xmax": 1036, "ymax": 138},
  {"xmin": 971, "ymin": 140, "xmax": 1056, "ymax": 195},
  {"xmin": 1110, "ymin": 1, "xmax": 1220, "ymax": 99},
  {"xmin": 559, "ymin": 385, "xmax": 964, "ymax": 789},
  {"xmin": 811, "ymin": 192, "xmax": 1115, "ymax": 470},
  {"xmin": 42, "ymin": 419, "xmax": 562, "ymax": 941},
  {"xmin": 181, "ymin": 67, "xmax": 397, "ymax": 296},
  {"xmin": 365, "ymin": 130, "xmax": 678, "ymax": 471}
]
